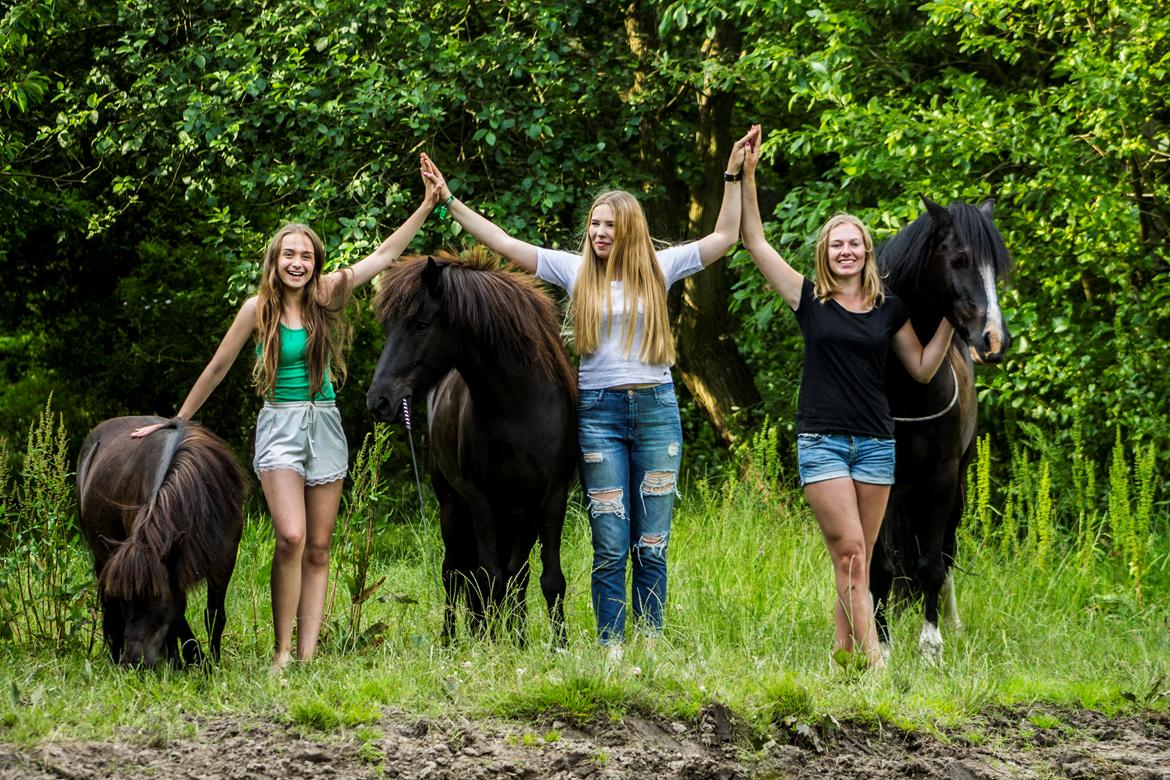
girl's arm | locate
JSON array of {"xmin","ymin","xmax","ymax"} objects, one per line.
[
  {"xmin": 740, "ymin": 125, "xmax": 804, "ymax": 310},
  {"xmin": 890, "ymin": 317, "xmax": 955, "ymax": 383},
  {"xmin": 420, "ymin": 153, "xmax": 540, "ymax": 274},
  {"xmin": 329, "ymin": 159, "xmax": 442, "ymax": 289},
  {"xmin": 696, "ymin": 128, "xmax": 753, "ymax": 267},
  {"xmin": 131, "ymin": 297, "xmax": 259, "ymax": 438}
]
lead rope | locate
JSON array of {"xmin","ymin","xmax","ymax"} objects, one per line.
[
  {"xmin": 892, "ymin": 363, "xmax": 960, "ymax": 423},
  {"xmin": 401, "ymin": 398, "xmax": 426, "ymax": 522}
]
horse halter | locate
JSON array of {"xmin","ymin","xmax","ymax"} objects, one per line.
[
  {"xmin": 401, "ymin": 398, "xmax": 427, "ymax": 523},
  {"xmin": 891, "ymin": 363, "xmax": 959, "ymax": 423}
]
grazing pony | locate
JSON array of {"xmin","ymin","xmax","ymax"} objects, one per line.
[
  {"xmin": 871, "ymin": 197, "xmax": 1012, "ymax": 662},
  {"xmin": 76, "ymin": 416, "xmax": 246, "ymax": 667},
  {"xmin": 367, "ymin": 252, "xmax": 577, "ymax": 644}
]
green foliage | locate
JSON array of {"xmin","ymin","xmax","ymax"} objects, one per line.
[
  {"xmin": 330, "ymin": 423, "xmax": 399, "ymax": 649},
  {"xmin": 0, "ymin": 398, "xmax": 93, "ymax": 649}
]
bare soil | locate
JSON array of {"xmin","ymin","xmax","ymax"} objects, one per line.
[{"xmin": 2, "ymin": 704, "xmax": 1168, "ymax": 779}]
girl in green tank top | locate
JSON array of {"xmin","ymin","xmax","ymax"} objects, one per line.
[{"xmin": 132, "ymin": 161, "xmax": 442, "ymax": 670}]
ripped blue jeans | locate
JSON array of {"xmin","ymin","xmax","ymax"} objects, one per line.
[{"xmin": 577, "ymin": 383, "xmax": 683, "ymax": 645}]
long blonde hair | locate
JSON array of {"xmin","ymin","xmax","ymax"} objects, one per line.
[
  {"xmin": 813, "ymin": 213, "xmax": 885, "ymax": 308},
  {"xmin": 252, "ymin": 223, "xmax": 353, "ymax": 398},
  {"xmin": 571, "ymin": 191, "xmax": 674, "ymax": 364}
]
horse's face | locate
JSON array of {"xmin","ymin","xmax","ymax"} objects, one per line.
[
  {"xmin": 120, "ymin": 594, "xmax": 181, "ymax": 667},
  {"xmin": 925, "ymin": 198, "xmax": 1012, "ymax": 364},
  {"xmin": 367, "ymin": 259, "xmax": 460, "ymax": 422}
]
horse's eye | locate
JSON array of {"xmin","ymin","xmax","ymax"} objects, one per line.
[
  {"xmin": 409, "ymin": 319, "xmax": 431, "ymax": 334},
  {"xmin": 951, "ymin": 251, "xmax": 969, "ymax": 268}
]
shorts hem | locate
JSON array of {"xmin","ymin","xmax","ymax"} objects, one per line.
[
  {"xmin": 255, "ymin": 464, "xmax": 306, "ymax": 478},
  {"xmin": 800, "ymin": 471, "xmax": 852, "ymax": 487},
  {"xmin": 305, "ymin": 471, "xmax": 346, "ymax": 487}
]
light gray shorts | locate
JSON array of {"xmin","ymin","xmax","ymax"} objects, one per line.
[{"xmin": 253, "ymin": 401, "xmax": 348, "ymax": 486}]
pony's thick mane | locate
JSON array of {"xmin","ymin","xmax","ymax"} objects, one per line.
[
  {"xmin": 101, "ymin": 423, "xmax": 246, "ymax": 600},
  {"xmin": 878, "ymin": 202, "xmax": 1013, "ymax": 297},
  {"xmin": 374, "ymin": 251, "xmax": 577, "ymax": 396}
]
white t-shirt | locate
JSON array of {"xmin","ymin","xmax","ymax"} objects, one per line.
[{"xmin": 536, "ymin": 243, "xmax": 703, "ymax": 389}]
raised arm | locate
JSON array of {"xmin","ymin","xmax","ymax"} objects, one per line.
[
  {"xmin": 331, "ymin": 160, "xmax": 442, "ymax": 289},
  {"xmin": 695, "ymin": 128, "xmax": 752, "ymax": 267},
  {"xmin": 740, "ymin": 125, "xmax": 804, "ymax": 310},
  {"xmin": 890, "ymin": 317, "xmax": 955, "ymax": 383},
  {"xmin": 420, "ymin": 153, "xmax": 540, "ymax": 274},
  {"xmin": 131, "ymin": 297, "xmax": 258, "ymax": 438}
]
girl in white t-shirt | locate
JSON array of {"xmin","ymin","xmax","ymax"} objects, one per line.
[{"xmin": 420, "ymin": 137, "xmax": 749, "ymax": 648}]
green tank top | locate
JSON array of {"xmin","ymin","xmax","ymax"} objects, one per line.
[{"xmin": 259, "ymin": 325, "xmax": 336, "ymax": 402}]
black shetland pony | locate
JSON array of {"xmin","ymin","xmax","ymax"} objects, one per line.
[
  {"xmin": 872, "ymin": 197, "xmax": 1012, "ymax": 663},
  {"xmin": 76, "ymin": 416, "xmax": 246, "ymax": 667},
  {"xmin": 367, "ymin": 252, "xmax": 578, "ymax": 644}
]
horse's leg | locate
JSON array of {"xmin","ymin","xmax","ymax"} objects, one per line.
[
  {"xmin": 915, "ymin": 473, "xmax": 958, "ymax": 665},
  {"xmin": 100, "ymin": 591, "xmax": 124, "ymax": 664},
  {"xmin": 502, "ymin": 534, "xmax": 533, "ymax": 645},
  {"xmin": 465, "ymin": 494, "xmax": 507, "ymax": 634},
  {"xmin": 205, "ymin": 577, "xmax": 231, "ymax": 664},
  {"xmin": 869, "ymin": 533, "xmax": 896, "ymax": 661},
  {"xmin": 537, "ymin": 493, "xmax": 568, "ymax": 647},
  {"xmin": 171, "ymin": 593, "xmax": 203, "ymax": 667},
  {"xmin": 939, "ymin": 478, "xmax": 965, "ymax": 635},
  {"xmin": 436, "ymin": 475, "xmax": 474, "ymax": 644}
]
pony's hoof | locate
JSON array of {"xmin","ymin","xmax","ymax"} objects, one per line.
[{"xmin": 918, "ymin": 623, "xmax": 944, "ymax": 665}]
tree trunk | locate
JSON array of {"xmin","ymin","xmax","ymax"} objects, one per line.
[
  {"xmin": 672, "ymin": 22, "xmax": 761, "ymax": 445},
  {"xmin": 624, "ymin": 5, "xmax": 760, "ymax": 445}
]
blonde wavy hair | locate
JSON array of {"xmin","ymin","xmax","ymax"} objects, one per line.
[
  {"xmin": 252, "ymin": 224, "xmax": 353, "ymax": 398},
  {"xmin": 571, "ymin": 191, "xmax": 673, "ymax": 364},
  {"xmin": 813, "ymin": 213, "xmax": 885, "ymax": 308}
]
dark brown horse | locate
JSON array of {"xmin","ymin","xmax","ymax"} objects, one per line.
[
  {"xmin": 872, "ymin": 197, "xmax": 1012, "ymax": 663},
  {"xmin": 367, "ymin": 252, "xmax": 577, "ymax": 644},
  {"xmin": 76, "ymin": 416, "xmax": 246, "ymax": 667}
]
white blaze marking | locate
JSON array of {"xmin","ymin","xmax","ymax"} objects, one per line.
[{"xmin": 980, "ymin": 263, "xmax": 1004, "ymax": 348}]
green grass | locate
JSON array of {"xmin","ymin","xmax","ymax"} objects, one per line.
[
  {"xmin": 0, "ymin": 412, "xmax": 1167, "ymax": 745},
  {"xmin": 1, "ymin": 466, "xmax": 1166, "ymax": 749}
]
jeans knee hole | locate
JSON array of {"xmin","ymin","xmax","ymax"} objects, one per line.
[
  {"xmin": 641, "ymin": 470, "xmax": 676, "ymax": 496},
  {"xmin": 587, "ymin": 489, "xmax": 625, "ymax": 519}
]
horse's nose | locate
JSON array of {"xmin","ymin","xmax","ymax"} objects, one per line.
[
  {"xmin": 975, "ymin": 326, "xmax": 1008, "ymax": 364},
  {"xmin": 366, "ymin": 389, "xmax": 401, "ymax": 423}
]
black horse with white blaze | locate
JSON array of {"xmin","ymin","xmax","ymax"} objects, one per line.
[{"xmin": 872, "ymin": 196, "xmax": 1012, "ymax": 663}]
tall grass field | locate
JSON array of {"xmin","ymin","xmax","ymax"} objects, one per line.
[{"xmin": 1, "ymin": 403, "xmax": 1167, "ymax": 747}]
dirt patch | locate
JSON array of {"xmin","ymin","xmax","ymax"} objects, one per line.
[{"xmin": 2, "ymin": 705, "xmax": 1168, "ymax": 779}]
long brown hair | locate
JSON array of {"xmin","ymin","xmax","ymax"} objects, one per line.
[
  {"xmin": 813, "ymin": 212, "xmax": 885, "ymax": 308},
  {"xmin": 252, "ymin": 224, "xmax": 353, "ymax": 398},
  {"xmin": 571, "ymin": 191, "xmax": 673, "ymax": 364}
]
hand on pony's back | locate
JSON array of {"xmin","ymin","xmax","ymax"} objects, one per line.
[{"xmin": 130, "ymin": 422, "xmax": 168, "ymax": 439}]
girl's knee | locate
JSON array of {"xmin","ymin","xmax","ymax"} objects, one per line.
[
  {"xmin": 303, "ymin": 541, "xmax": 331, "ymax": 569},
  {"xmin": 274, "ymin": 527, "xmax": 305, "ymax": 556}
]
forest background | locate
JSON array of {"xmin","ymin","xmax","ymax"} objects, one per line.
[{"xmin": 1, "ymin": 0, "xmax": 1168, "ymax": 497}]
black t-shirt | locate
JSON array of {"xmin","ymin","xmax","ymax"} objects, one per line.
[{"xmin": 793, "ymin": 278, "xmax": 910, "ymax": 438}]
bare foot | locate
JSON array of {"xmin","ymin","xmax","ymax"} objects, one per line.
[{"xmin": 270, "ymin": 650, "xmax": 292, "ymax": 673}]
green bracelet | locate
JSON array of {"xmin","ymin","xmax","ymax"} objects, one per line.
[{"xmin": 437, "ymin": 193, "xmax": 455, "ymax": 220}]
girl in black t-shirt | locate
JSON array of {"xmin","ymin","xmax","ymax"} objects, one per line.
[{"xmin": 739, "ymin": 125, "xmax": 954, "ymax": 669}]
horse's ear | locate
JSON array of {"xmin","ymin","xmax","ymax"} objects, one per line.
[
  {"xmin": 422, "ymin": 256, "xmax": 443, "ymax": 297},
  {"xmin": 919, "ymin": 193, "xmax": 952, "ymax": 231},
  {"xmin": 978, "ymin": 198, "xmax": 995, "ymax": 221}
]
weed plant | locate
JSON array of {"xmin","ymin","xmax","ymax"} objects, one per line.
[{"xmin": 0, "ymin": 408, "xmax": 1166, "ymax": 748}]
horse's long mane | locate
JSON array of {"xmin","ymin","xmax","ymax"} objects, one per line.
[
  {"xmin": 878, "ymin": 202, "xmax": 1013, "ymax": 298},
  {"xmin": 374, "ymin": 250, "xmax": 577, "ymax": 396},
  {"xmin": 101, "ymin": 422, "xmax": 246, "ymax": 600}
]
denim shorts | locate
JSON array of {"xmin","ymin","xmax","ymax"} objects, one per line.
[
  {"xmin": 253, "ymin": 401, "xmax": 348, "ymax": 486},
  {"xmin": 796, "ymin": 433, "xmax": 895, "ymax": 487}
]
